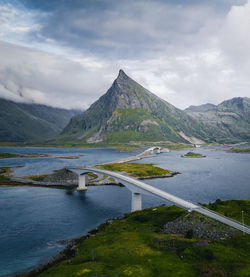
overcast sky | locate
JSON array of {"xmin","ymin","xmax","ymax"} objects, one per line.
[{"xmin": 0, "ymin": 0, "xmax": 249, "ymax": 110}]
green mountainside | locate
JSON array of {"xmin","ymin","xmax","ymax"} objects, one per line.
[
  {"xmin": 0, "ymin": 98, "xmax": 80, "ymax": 143},
  {"xmin": 59, "ymin": 70, "xmax": 217, "ymax": 145},
  {"xmin": 185, "ymin": 97, "xmax": 250, "ymax": 143}
]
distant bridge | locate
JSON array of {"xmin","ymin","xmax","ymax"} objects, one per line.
[{"xmin": 67, "ymin": 166, "xmax": 250, "ymax": 234}]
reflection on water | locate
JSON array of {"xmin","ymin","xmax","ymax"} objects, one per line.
[{"xmin": 0, "ymin": 146, "xmax": 249, "ymax": 276}]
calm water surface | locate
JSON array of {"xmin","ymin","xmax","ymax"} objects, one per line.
[{"xmin": 0, "ymin": 146, "xmax": 249, "ymax": 276}]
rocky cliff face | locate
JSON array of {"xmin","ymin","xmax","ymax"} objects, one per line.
[
  {"xmin": 185, "ymin": 97, "xmax": 250, "ymax": 143},
  {"xmin": 60, "ymin": 70, "xmax": 217, "ymax": 144}
]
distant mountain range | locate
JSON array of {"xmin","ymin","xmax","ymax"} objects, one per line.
[
  {"xmin": 1, "ymin": 70, "xmax": 249, "ymax": 145},
  {"xmin": 0, "ymin": 98, "xmax": 80, "ymax": 143},
  {"xmin": 185, "ymin": 97, "xmax": 250, "ymax": 143}
]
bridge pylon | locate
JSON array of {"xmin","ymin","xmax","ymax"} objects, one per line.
[
  {"xmin": 77, "ymin": 174, "xmax": 88, "ymax": 191},
  {"xmin": 132, "ymin": 192, "xmax": 142, "ymax": 211}
]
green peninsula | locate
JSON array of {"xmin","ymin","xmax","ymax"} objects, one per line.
[{"xmin": 34, "ymin": 200, "xmax": 249, "ymax": 277}]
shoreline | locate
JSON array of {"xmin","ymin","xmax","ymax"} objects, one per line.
[
  {"xmin": 12, "ymin": 217, "xmax": 121, "ymax": 277},
  {"xmin": 0, "ymin": 170, "xmax": 179, "ymax": 189},
  {"xmin": 11, "ymin": 205, "xmax": 181, "ymax": 276},
  {"xmin": 0, "ymin": 147, "xmax": 179, "ymax": 276},
  {"xmin": 0, "ymin": 179, "xmax": 124, "ymax": 190}
]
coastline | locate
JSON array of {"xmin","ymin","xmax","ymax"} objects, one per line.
[
  {"xmin": 13, "ymin": 200, "xmax": 250, "ymax": 277},
  {"xmin": 0, "ymin": 147, "xmax": 179, "ymax": 276},
  {"xmin": 12, "ymin": 217, "xmax": 119, "ymax": 277}
]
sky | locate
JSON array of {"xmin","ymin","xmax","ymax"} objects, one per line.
[{"xmin": 0, "ymin": 0, "xmax": 249, "ymax": 110}]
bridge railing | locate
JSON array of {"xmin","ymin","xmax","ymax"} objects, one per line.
[{"xmin": 195, "ymin": 204, "xmax": 250, "ymax": 229}]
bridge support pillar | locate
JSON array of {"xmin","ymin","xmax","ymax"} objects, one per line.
[
  {"xmin": 77, "ymin": 174, "xmax": 88, "ymax": 191},
  {"xmin": 131, "ymin": 192, "xmax": 142, "ymax": 212}
]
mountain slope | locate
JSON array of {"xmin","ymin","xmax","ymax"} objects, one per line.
[
  {"xmin": 60, "ymin": 70, "xmax": 216, "ymax": 144},
  {"xmin": 0, "ymin": 98, "xmax": 80, "ymax": 143},
  {"xmin": 185, "ymin": 97, "xmax": 250, "ymax": 143}
]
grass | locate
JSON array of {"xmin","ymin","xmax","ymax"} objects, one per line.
[
  {"xmin": 37, "ymin": 201, "xmax": 250, "ymax": 277},
  {"xmin": 182, "ymin": 152, "xmax": 205, "ymax": 158},
  {"xmin": 0, "ymin": 152, "xmax": 51, "ymax": 158},
  {"xmin": 229, "ymin": 148, "xmax": 250, "ymax": 153},
  {"xmin": 25, "ymin": 174, "xmax": 50, "ymax": 182},
  {"xmin": 0, "ymin": 152, "xmax": 20, "ymax": 159},
  {"xmin": 203, "ymin": 199, "xmax": 250, "ymax": 226},
  {"xmin": 95, "ymin": 163, "xmax": 173, "ymax": 178},
  {"xmin": 0, "ymin": 139, "xmax": 194, "ymax": 153},
  {"xmin": 0, "ymin": 166, "xmax": 23, "ymax": 183},
  {"xmin": 56, "ymin": 156, "xmax": 80, "ymax": 159},
  {"xmin": 0, "ymin": 174, "xmax": 10, "ymax": 182}
]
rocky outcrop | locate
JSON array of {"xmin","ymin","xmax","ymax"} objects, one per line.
[{"xmin": 163, "ymin": 212, "xmax": 238, "ymax": 240}]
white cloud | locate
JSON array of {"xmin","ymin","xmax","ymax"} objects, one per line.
[
  {"xmin": 0, "ymin": 0, "xmax": 249, "ymax": 111},
  {"xmin": 0, "ymin": 41, "xmax": 115, "ymax": 109},
  {"xmin": 220, "ymin": 0, "xmax": 250, "ymax": 72},
  {"xmin": 0, "ymin": 3, "xmax": 42, "ymax": 44}
]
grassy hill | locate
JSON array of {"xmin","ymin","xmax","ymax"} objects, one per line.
[
  {"xmin": 0, "ymin": 98, "xmax": 80, "ymax": 143},
  {"xmin": 32, "ymin": 200, "xmax": 250, "ymax": 277}
]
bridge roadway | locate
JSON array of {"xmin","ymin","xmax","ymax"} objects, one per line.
[{"xmin": 67, "ymin": 166, "xmax": 250, "ymax": 234}]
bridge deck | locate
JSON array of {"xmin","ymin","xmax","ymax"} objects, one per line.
[{"xmin": 67, "ymin": 166, "xmax": 250, "ymax": 234}]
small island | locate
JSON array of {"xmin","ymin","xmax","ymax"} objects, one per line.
[
  {"xmin": 0, "ymin": 152, "xmax": 52, "ymax": 159},
  {"xmin": 181, "ymin": 152, "xmax": 206, "ymax": 158},
  {"xmin": 56, "ymin": 155, "xmax": 81, "ymax": 159},
  {"xmin": 228, "ymin": 148, "xmax": 250, "ymax": 153},
  {"xmin": 0, "ymin": 163, "xmax": 179, "ymax": 188},
  {"xmin": 96, "ymin": 163, "xmax": 179, "ymax": 179}
]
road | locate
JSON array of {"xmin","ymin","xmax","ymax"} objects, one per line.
[{"xmin": 68, "ymin": 166, "xmax": 250, "ymax": 234}]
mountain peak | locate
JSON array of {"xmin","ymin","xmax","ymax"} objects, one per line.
[{"xmin": 117, "ymin": 69, "xmax": 129, "ymax": 81}]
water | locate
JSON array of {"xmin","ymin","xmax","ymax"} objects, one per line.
[{"xmin": 0, "ymin": 146, "xmax": 249, "ymax": 276}]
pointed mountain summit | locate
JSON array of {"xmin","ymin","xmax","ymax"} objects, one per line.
[{"xmin": 60, "ymin": 70, "xmax": 216, "ymax": 144}]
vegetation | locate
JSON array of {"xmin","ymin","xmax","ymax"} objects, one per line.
[
  {"xmin": 182, "ymin": 152, "xmax": 205, "ymax": 158},
  {"xmin": 96, "ymin": 163, "xmax": 173, "ymax": 178},
  {"xmin": 203, "ymin": 199, "xmax": 250, "ymax": 225},
  {"xmin": 37, "ymin": 201, "xmax": 250, "ymax": 277},
  {"xmin": 0, "ymin": 152, "xmax": 20, "ymax": 159},
  {"xmin": 58, "ymin": 70, "xmax": 217, "ymax": 146},
  {"xmin": 0, "ymin": 173, "xmax": 10, "ymax": 182},
  {"xmin": 56, "ymin": 156, "xmax": 80, "ymax": 159},
  {"xmin": 0, "ymin": 166, "xmax": 23, "ymax": 183},
  {"xmin": 25, "ymin": 174, "xmax": 50, "ymax": 182},
  {"xmin": 229, "ymin": 148, "xmax": 250, "ymax": 153},
  {"xmin": 163, "ymin": 143, "xmax": 193, "ymax": 150},
  {"xmin": 0, "ymin": 98, "xmax": 78, "ymax": 143},
  {"xmin": 0, "ymin": 152, "xmax": 52, "ymax": 158}
]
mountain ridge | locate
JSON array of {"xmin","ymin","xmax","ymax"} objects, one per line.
[
  {"xmin": 0, "ymin": 98, "xmax": 80, "ymax": 143},
  {"xmin": 185, "ymin": 97, "xmax": 250, "ymax": 143}
]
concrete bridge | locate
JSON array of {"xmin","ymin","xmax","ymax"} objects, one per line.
[
  {"xmin": 144, "ymin": 146, "xmax": 162, "ymax": 154},
  {"xmin": 67, "ymin": 166, "xmax": 250, "ymax": 234}
]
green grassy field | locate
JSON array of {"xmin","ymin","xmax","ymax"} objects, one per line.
[
  {"xmin": 96, "ymin": 163, "xmax": 173, "ymax": 178},
  {"xmin": 35, "ymin": 201, "xmax": 250, "ymax": 277}
]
